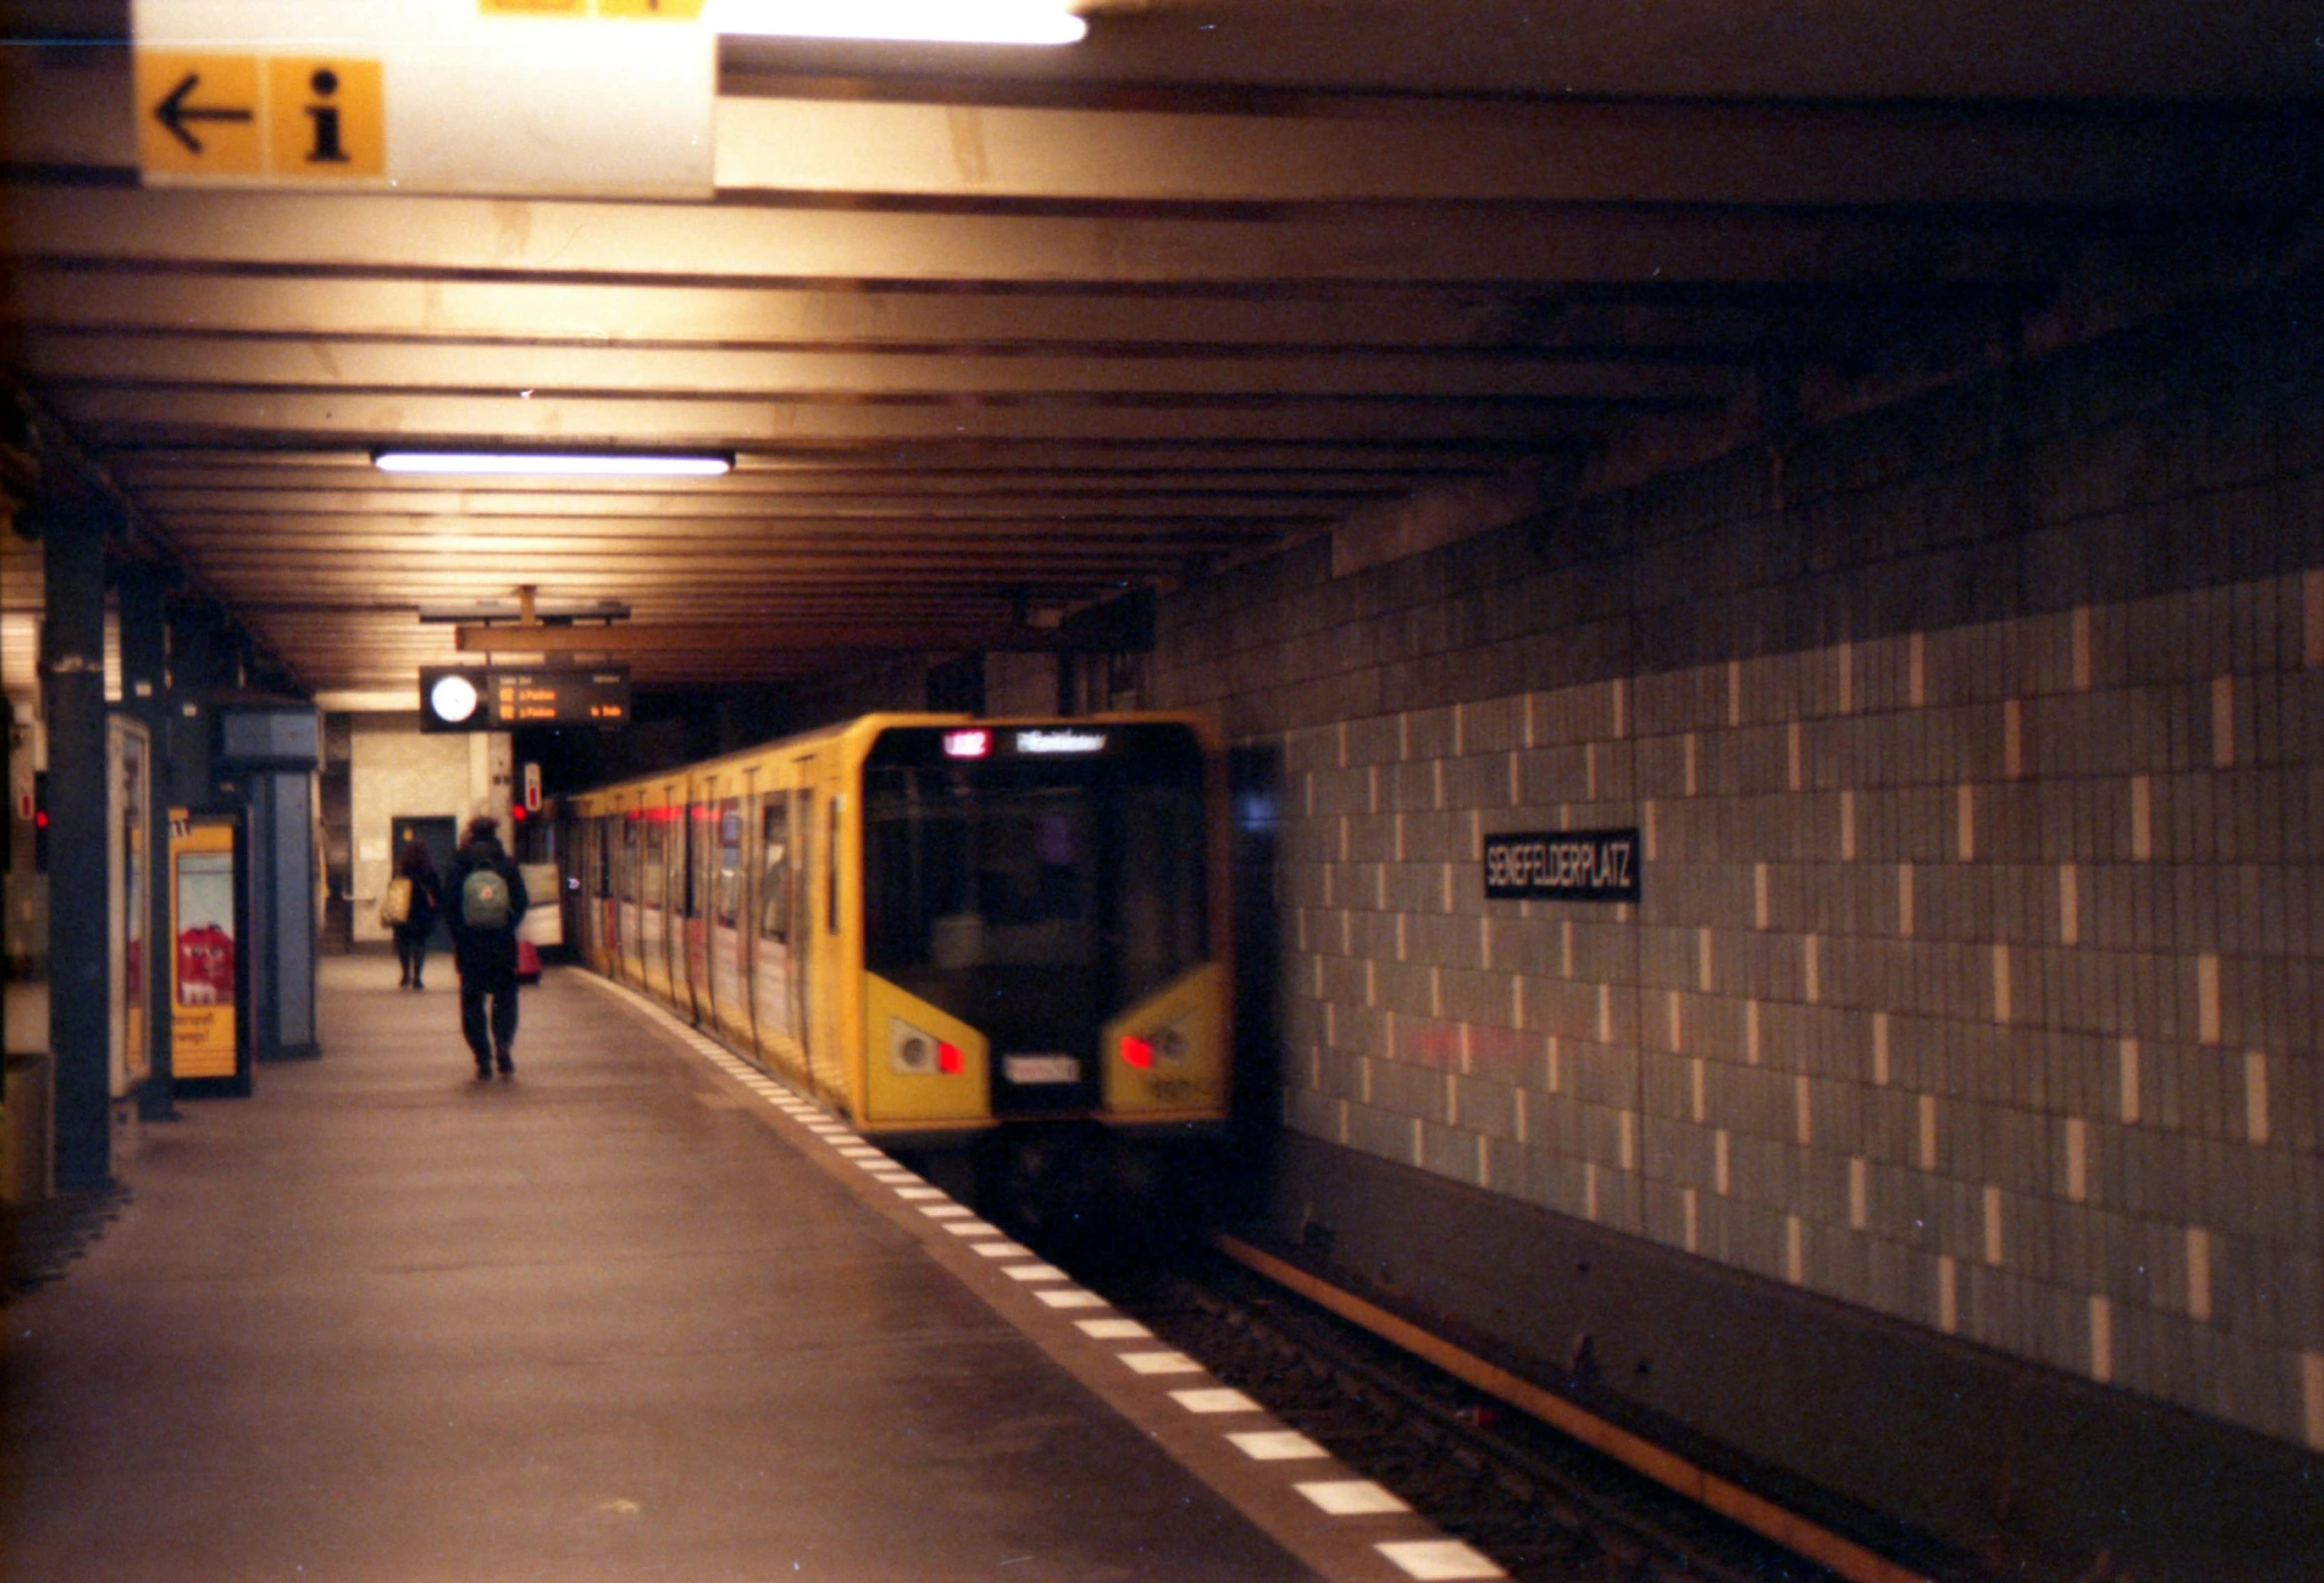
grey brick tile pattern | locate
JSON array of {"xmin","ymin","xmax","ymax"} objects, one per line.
[{"xmin": 1150, "ymin": 283, "xmax": 2324, "ymax": 1450}]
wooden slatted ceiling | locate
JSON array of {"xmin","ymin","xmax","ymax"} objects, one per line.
[{"xmin": 2, "ymin": 1, "xmax": 2317, "ymax": 708}]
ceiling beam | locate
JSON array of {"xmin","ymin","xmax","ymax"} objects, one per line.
[
  {"xmin": 5, "ymin": 184, "xmax": 2074, "ymax": 288},
  {"xmin": 8, "ymin": 49, "xmax": 2312, "ymax": 209},
  {"xmin": 20, "ymin": 333, "xmax": 1743, "ymax": 402},
  {"xmin": 712, "ymin": 94, "xmax": 2319, "ymax": 209},
  {"xmin": 47, "ymin": 389, "xmax": 1710, "ymax": 446},
  {"xmin": 455, "ymin": 623, "xmax": 1108, "ymax": 654},
  {"xmin": 127, "ymin": 489, "xmax": 1366, "ymax": 519}
]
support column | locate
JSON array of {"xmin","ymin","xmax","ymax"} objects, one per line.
[
  {"xmin": 36, "ymin": 501, "xmax": 113, "ymax": 1190},
  {"xmin": 119, "ymin": 566, "xmax": 180, "ymax": 1120}
]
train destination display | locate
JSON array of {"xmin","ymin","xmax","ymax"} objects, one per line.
[
  {"xmin": 1482, "ymin": 827, "xmax": 1642, "ymax": 902},
  {"xmin": 421, "ymin": 665, "xmax": 630, "ymax": 731}
]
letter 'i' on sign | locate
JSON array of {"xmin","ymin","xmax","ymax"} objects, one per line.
[{"xmin": 266, "ymin": 58, "xmax": 384, "ymax": 176}]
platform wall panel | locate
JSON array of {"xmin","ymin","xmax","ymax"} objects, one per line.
[{"xmin": 1155, "ymin": 275, "xmax": 2324, "ymax": 1459}]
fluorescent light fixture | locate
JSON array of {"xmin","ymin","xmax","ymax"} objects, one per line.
[
  {"xmin": 372, "ymin": 450, "xmax": 732, "ymax": 478},
  {"xmin": 705, "ymin": 0, "xmax": 1087, "ymax": 46}
]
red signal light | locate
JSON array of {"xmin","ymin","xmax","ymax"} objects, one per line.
[
  {"xmin": 511, "ymin": 804, "xmax": 528, "ymax": 822},
  {"xmin": 1121, "ymin": 1035, "xmax": 1153, "ymax": 1069},
  {"xmin": 937, "ymin": 1041, "xmax": 963, "ymax": 1074}
]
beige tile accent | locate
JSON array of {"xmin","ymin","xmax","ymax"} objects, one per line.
[{"xmin": 2187, "ymin": 1226, "xmax": 2213, "ymax": 1322}]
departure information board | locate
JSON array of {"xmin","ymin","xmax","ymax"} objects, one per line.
[{"xmin": 421, "ymin": 666, "xmax": 629, "ymax": 731}]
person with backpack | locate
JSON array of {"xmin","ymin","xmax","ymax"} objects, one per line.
[
  {"xmin": 391, "ymin": 838, "xmax": 445, "ymax": 990},
  {"xmin": 447, "ymin": 814, "xmax": 530, "ymax": 1078}
]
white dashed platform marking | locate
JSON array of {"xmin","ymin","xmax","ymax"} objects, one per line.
[
  {"xmin": 1169, "ymin": 1388, "xmax": 1261, "ymax": 1414},
  {"xmin": 1227, "ymin": 1431, "xmax": 1328, "ymax": 1461},
  {"xmin": 578, "ymin": 967, "xmax": 1513, "ymax": 1583},
  {"xmin": 1033, "ymin": 1289, "xmax": 1106, "ymax": 1309},
  {"xmin": 1296, "ymin": 1481, "xmax": 1409, "ymax": 1516},
  {"xmin": 1375, "ymin": 1540, "xmax": 1506, "ymax": 1579}
]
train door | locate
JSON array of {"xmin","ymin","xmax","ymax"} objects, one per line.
[
  {"xmin": 752, "ymin": 781, "xmax": 800, "ymax": 1078},
  {"xmin": 810, "ymin": 767, "xmax": 849, "ymax": 1107},
  {"xmin": 683, "ymin": 779, "xmax": 712, "ymax": 1027},
  {"xmin": 617, "ymin": 805, "xmax": 641, "ymax": 987},
  {"xmin": 639, "ymin": 793, "xmax": 669, "ymax": 999},
  {"xmin": 709, "ymin": 784, "xmax": 747, "ymax": 1048},
  {"xmin": 794, "ymin": 760, "xmax": 829, "ymax": 1098},
  {"xmin": 590, "ymin": 814, "xmax": 615, "ymax": 974}
]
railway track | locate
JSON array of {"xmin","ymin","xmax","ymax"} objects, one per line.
[{"xmin": 1074, "ymin": 1238, "xmax": 1847, "ymax": 1583}]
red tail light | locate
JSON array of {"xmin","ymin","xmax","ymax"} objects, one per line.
[
  {"xmin": 1121, "ymin": 1035, "xmax": 1153, "ymax": 1069},
  {"xmin": 938, "ymin": 1041, "xmax": 963, "ymax": 1074}
]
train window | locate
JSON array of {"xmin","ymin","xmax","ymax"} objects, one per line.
[
  {"xmin": 758, "ymin": 800, "xmax": 790, "ymax": 943},
  {"xmin": 715, "ymin": 798, "xmax": 741, "ymax": 928},
  {"xmin": 862, "ymin": 744, "xmax": 1205, "ymax": 1010},
  {"xmin": 595, "ymin": 819, "xmax": 610, "ymax": 898},
  {"xmin": 681, "ymin": 799, "xmax": 698, "ymax": 920}
]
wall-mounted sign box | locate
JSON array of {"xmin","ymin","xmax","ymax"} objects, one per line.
[
  {"xmin": 131, "ymin": 0, "xmax": 714, "ymax": 197},
  {"xmin": 421, "ymin": 665, "xmax": 630, "ymax": 732},
  {"xmin": 1482, "ymin": 827, "xmax": 1641, "ymax": 903}
]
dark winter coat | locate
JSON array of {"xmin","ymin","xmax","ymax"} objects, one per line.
[{"xmin": 446, "ymin": 834, "xmax": 529, "ymax": 986}]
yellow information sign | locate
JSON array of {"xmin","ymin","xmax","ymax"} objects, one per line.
[
  {"xmin": 134, "ymin": 51, "xmax": 262, "ymax": 175},
  {"xmin": 135, "ymin": 50, "xmax": 383, "ymax": 183},
  {"xmin": 134, "ymin": 0, "xmax": 713, "ymax": 197},
  {"xmin": 266, "ymin": 57, "xmax": 386, "ymax": 178},
  {"xmin": 169, "ymin": 813, "xmax": 241, "ymax": 1081}
]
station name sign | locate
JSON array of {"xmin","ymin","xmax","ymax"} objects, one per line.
[
  {"xmin": 421, "ymin": 665, "xmax": 629, "ymax": 732},
  {"xmin": 1482, "ymin": 827, "xmax": 1641, "ymax": 903}
]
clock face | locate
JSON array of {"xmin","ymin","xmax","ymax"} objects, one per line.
[{"xmin": 430, "ymin": 674, "xmax": 481, "ymax": 725}]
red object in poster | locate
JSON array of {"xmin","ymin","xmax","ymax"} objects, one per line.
[{"xmin": 177, "ymin": 924, "xmax": 236, "ymax": 1005}]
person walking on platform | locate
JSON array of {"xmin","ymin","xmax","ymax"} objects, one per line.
[
  {"xmin": 391, "ymin": 838, "xmax": 444, "ymax": 989},
  {"xmin": 447, "ymin": 814, "xmax": 529, "ymax": 1078}
]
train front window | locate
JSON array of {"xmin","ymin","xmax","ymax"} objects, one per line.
[{"xmin": 863, "ymin": 730, "xmax": 1206, "ymax": 1016}]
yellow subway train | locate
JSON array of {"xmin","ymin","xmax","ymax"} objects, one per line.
[{"xmin": 562, "ymin": 714, "xmax": 1233, "ymax": 1164}]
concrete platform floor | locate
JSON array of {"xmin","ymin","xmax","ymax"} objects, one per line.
[{"xmin": 0, "ymin": 956, "xmax": 1366, "ymax": 1583}]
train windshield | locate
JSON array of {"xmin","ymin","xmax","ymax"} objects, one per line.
[{"xmin": 863, "ymin": 725, "xmax": 1207, "ymax": 1031}]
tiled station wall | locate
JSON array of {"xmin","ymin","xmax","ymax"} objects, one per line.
[{"xmin": 1151, "ymin": 280, "xmax": 2324, "ymax": 1451}]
